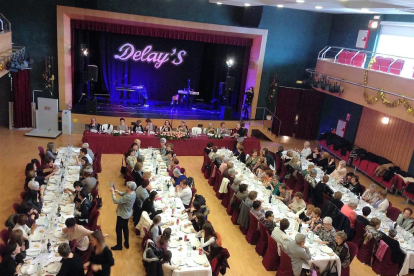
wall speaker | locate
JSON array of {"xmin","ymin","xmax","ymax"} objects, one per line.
[
  {"xmin": 85, "ymin": 98, "xmax": 97, "ymax": 115},
  {"xmin": 225, "ymin": 76, "xmax": 236, "ymax": 92},
  {"xmin": 241, "ymin": 6, "xmax": 263, "ymax": 28},
  {"xmin": 87, "ymin": 65, "xmax": 98, "ymax": 82}
]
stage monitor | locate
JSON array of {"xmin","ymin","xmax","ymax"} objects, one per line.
[
  {"xmin": 225, "ymin": 76, "xmax": 236, "ymax": 92},
  {"xmin": 86, "ymin": 98, "xmax": 97, "ymax": 115},
  {"xmin": 87, "ymin": 65, "xmax": 98, "ymax": 82}
]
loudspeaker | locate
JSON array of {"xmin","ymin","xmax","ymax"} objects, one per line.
[
  {"xmin": 86, "ymin": 98, "xmax": 97, "ymax": 115},
  {"xmin": 241, "ymin": 6, "xmax": 263, "ymax": 28},
  {"xmin": 225, "ymin": 76, "xmax": 236, "ymax": 92},
  {"xmin": 220, "ymin": 106, "xmax": 233, "ymax": 120},
  {"xmin": 87, "ymin": 65, "xmax": 98, "ymax": 82}
]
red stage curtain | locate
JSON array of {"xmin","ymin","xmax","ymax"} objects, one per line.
[
  {"xmin": 272, "ymin": 87, "xmax": 302, "ymax": 137},
  {"xmin": 71, "ymin": 20, "xmax": 253, "ymax": 47},
  {"xmin": 13, "ymin": 70, "xmax": 32, "ymax": 128},
  {"xmin": 295, "ymin": 90, "xmax": 324, "ymax": 140}
]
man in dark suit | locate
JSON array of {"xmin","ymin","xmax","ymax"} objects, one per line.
[
  {"xmin": 381, "ymin": 229, "xmax": 406, "ymax": 267},
  {"xmin": 356, "ymin": 206, "xmax": 371, "ymax": 226},
  {"xmin": 312, "ymin": 175, "xmax": 334, "ymax": 207},
  {"xmin": 74, "ymin": 189, "xmax": 92, "ymax": 225}
]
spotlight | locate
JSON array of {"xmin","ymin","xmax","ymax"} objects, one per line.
[
  {"xmin": 80, "ymin": 44, "xmax": 89, "ymax": 57},
  {"xmin": 382, "ymin": 117, "xmax": 390, "ymax": 124},
  {"xmin": 226, "ymin": 59, "xmax": 234, "ymax": 67},
  {"xmin": 244, "ymin": 3, "xmax": 251, "ymax": 6}
]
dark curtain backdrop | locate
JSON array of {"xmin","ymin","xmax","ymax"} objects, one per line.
[
  {"xmin": 13, "ymin": 70, "xmax": 32, "ymax": 128},
  {"xmin": 295, "ymin": 90, "xmax": 324, "ymax": 140},
  {"xmin": 272, "ymin": 87, "xmax": 302, "ymax": 136}
]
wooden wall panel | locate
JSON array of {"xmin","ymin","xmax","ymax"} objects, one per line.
[{"xmin": 355, "ymin": 107, "xmax": 414, "ymax": 171}]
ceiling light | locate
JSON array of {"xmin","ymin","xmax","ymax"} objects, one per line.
[
  {"xmin": 361, "ymin": 8, "xmax": 370, "ymax": 12},
  {"xmin": 315, "ymin": 6, "xmax": 323, "ymax": 9},
  {"xmin": 217, "ymin": 2, "xmax": 222, "ymax": 4},
  {"xmin": 382, "ymin": 117, "xmax": 390, "ymax": 124},
  {"xmin": 296, "ymin": 0, "xmax": 305, "ymax": 3},
  {"xmin": 244, "ymin": 3, "xmax": 251, "ymax": 6},
  {"xmin": 277, "ymin": 4, "xmax": 284, "ymax": 8}
]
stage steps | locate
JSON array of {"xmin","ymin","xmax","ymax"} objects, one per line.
[{"xmin": 247, "ymin": 121, "xmax": 279, "ymax": 143}]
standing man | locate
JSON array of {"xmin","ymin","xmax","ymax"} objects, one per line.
[{"xmin": 110, "ymin": 181, "xmax": 137, "ymax": 250}]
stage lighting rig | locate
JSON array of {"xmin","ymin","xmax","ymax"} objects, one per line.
[
  {"xmin": 80, "ymin": 44, "xmax": 89, "ymax": 56},
  {"xmin": 226, "ymin": 59, "xmax": 234, "ymax": 67}
]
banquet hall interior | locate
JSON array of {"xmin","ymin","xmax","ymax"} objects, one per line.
[{"xmin": 1, "ymin": 0, "xmax": 414, "ymax": 276}]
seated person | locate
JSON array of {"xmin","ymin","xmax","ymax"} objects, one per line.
[
  {"xmin": 231, "ymin": 184, "xmax": 248, "ymax": 204},
  {"xmin": 46, "ymin": 142, "xmax": 58, "ymax": 161},
  {"xmin": 305, "ymin": 169, "xmax": 318, "ymax": 188},
  {"xmin": 160, "ymin": 138, "xmax": 167, "ymax": 156},
  {"xmin": 132, "ymin": 119, "xmax": 145, "ymax": 133},
  {"xmin": 13, "ymin": 214, "xmax": 36, "ymax": 240},
  {"xmin": 175, "ymin": 179, "xmax": 192, "ymax": 208},
  {"xmin": 366, "ymin": 218, "xmax": 383, "ymax": 241},
  {"xmin": 168, "ymin": 158, "xmax": 180, "ymax": 178},
  {"xmin": 326, "ymin": 158, "xmax": 337, "ymax": 174},
  {"xmin": 348, "ymin": 175, "xmax": 362, "ymax": 196},
  {"xmin": 315, "ymin": 152, "xmax": 329, "ymax": 171},
  {"xmin": 297, "ymin": 141, "xmax": 312, "ymax": 160},
  {"xmin": 219, "ymin": 157, "xmax": 230, "ymax": 173},
  {"xmin": 216, "ymin": 122, "xmax": 228, "ymax": 135},
  {"xmin": 88, "ymin": 117, "xmax": 100, "ymax": 131},
  {"xmin": 245, "ymin": 149, "xmax": 259, "ymax": 169},
  {"xmin": 160, "ymin": 120, "xmax": 172, "ymax": 133},
  {"xmin": 262, "ymin": 148, "xmax": 275, "ymax": 169},
  {"xmin": 131, "ymin": 142, "xmax": 141, "ymax": 159},
  {"xmin": 312, "ymin": 175, "xmax": 334, "ymax": 207},
  {"xmin": 299, "ymin": 204, "xmax": 315, "ymax": 223},
  {"xmin": 173, "ymin": 168, "xmax": 188, "ymax": 189},
  {"xmin": 305, "ymin": 207, "xmax": 322, "ymax": 231},
  {"xmin": 372, "ymin": 190, "xmax": 389, "ymax": 213},
  {"xmin": 74, "ymin": 189, "xmax": 91, "ymax": 225},
  {"xmin": 341, "ymin": 199, "xmax": 358, "ymax": 229},
  {"xmin": 255, "ymin": 163, "xmax": 269, "ymax": 181},
  {"xmin": 19, "ymin": 202, "xmax": 39, "ymax": 228},
  {"xmin": 328, "ymin": 191, "xmax": 344, "ymax": 210},
  {"xmin": 205, "ymin": 123, "xmax": 216, "ymax": 135},
  {"xmin": 285, "ymin": 156, "xmax": 301, "ymax": 179},
  {"xmin": 329, "ymin": 160, "xmax": 347, "ymax": 182},
  {"xmin": 362, "ymin": 183, "xmax": 378, "ymax": 204},
  {"xmin": 56, "ymin": 243, "xmax": 85, "ymax": 276},
  {"xmin": 396, "ymin": 207, "xmax": 414, "ymax": 232},
  {"xmin": 381, "ymin": 229, "xmax": 406, "ymax": 267},
  {"xmin": 79, "ymin": 147, "xmax": 93, "ymax": 165},
  {"xmin": 285, "ymin": 234, "xmax": 312, "ymax": 276},
  {"xmin": 307, "ymin": 147, "xmax": 321, "ymax": 163},
  {"xmin": 252, "ymin": 157, "xmax": 265, "ymax": 174},
  {"xmin": 145, "ymin": 118, "xmax": 154, "ymax": 132},
  {"xmin": 271, "ymin": 218, "xmax": 290, "ymax": 253},
  {"xmin": 214, "ymin": 154, "xmax": 225, "ymax": 168},
  {"xmin": 117, "ymin": 117, "xmax": 128, "ymax": 131},
  {"xmin": 288, "ymin": 192, "xmax": 306, "ymax": 213},
  {"xmin": 132, "ymin": 162, "xmax": 143, "ymax": 186},
  {"xmin": 356, "ymin": 206, "xmax": 371, "ymax": 227},
  {"xmin": 313, "ymin": 217, "xmax": 336, "ymax": 248},
  {"xmin": 81, "ymin": 166, "xmax": 97, "ymax": 194},
  {"xmin": 342, "ymin": 172, "xmax": 354, "ymax": 188},
  {"xmin": 176, "ymin": 120, "xmax": 188, "ymax": 134},
  {"xmin": 126, "ymin": 149, "xmax": 137, "ymax": 169},
  {"xmin": 230, "ymin": 177, "xmax": 242, "ymax": 193},
  {"xmin": 260, "ymin": 211, "xmax": 276, "ymax": 234},
  {"xmin": 208, "ymin": 146, "xmax": 218, "ymax": 161},
  {"xmin": 245, "ymin": 191, "xmax": 258, "ymax": 208},
  {"xmin": 142, "ymin": 191, "xmax": 165, "ymax": 220},
  {"xmin": 250, "ymin": 200, "xmax": 265, "ymax": 220},
  {"xmin": 275, "ymin": 184, "xmax": 291, "ymax": 205},
  {"xmin": 161, "ymin": 250, "xmax": 179, "ymax": 276},
  {"xmin": 300, "ymin": 164, "xmax": 315, "ymax": 177},
  {"xmin": 333, "ymin": 231, "xmax": 351, "ymax": 269},
  {"xmin": 204, "ymin": 142, "xmax": 214, "ymax": 155},
  {"xmin": 64, "ymin": 181, "xmax": 84, "ymax": 204},
  {"xmin": 195, "ymin": 223, "xmax": 217, "ymax": 251},
  {"xmin": 236, "ymin": 145, "xmax": 246, "ymax": 164},
  {"xmin": 226, "ymin": 168, "xmax": 236, "ymax": 184},
  {"xmin": 1, "ymin": 241, "xmax": 24, "ymax": 276}
]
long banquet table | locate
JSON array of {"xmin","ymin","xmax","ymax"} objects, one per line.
[{"xmin": 82, "ymin": 131, "xmax": 261, "ymax": 155}]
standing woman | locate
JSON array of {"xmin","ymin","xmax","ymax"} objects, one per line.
[
  {"xmin": 84, "ymin": 231, "xmax": 114, "ymax": 276},
  {"xmin": 110, "ymin": 181, "xmax": 137, "ymax": 250},
  {"xmin": 330, "ymin": 160, "xmax": 347, "ymax": 182}
]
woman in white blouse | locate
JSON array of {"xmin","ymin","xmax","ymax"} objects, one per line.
[
  {"xmin": 196, "ymin": 223, "xmax": 217, "ymax": 251},
  {"xmin": 362, "ymin": 184, "xmax": 378, "ymax": 204},
  {"xmin": 330, "ymin": 160, "xmax": 347, "ymax": 182},
  {"xmin": 162, "ymin": 250, "xmax": 179, "ymax": 276},
  {"xmin": 13, "ymin": 214, "xmax": 37, "ymax": 240}
]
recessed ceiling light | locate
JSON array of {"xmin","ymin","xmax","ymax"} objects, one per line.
[
  {"xmin": 361, "ymin": 8, "xmax": 370, "ymax": 12},
  {"xmin": 315, "ymin": 6, "xmax": 323, "ymax": 9},
  {"xmin": 244, "ymin": 3, "xmax": 251, "ymax": 6},
  {"xmin": 217, "ymin": 2, "xmax": 222, "ymax": 4},
  {"xmin": 296, "ymin": 0, "xmax": 305, "ymax": 3},
  {"xmin": 277, "ymin": 4, "xmax": 284, "ymax": 8}
]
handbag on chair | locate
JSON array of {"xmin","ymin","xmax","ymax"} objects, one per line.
[
  {"xmin": 120, "ymin": 158, "xmax": 126, "ymax": 174},
  {"xmin": 320, "ymin": 261, "xmax": 338, "ymax": 276}
]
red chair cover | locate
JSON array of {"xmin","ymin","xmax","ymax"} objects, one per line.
[
  {"xmin": 213, "ymin": 170, "xmax": 223, "ymax": 193},
  {"xmin": 366, "ymin": 162, "xmax": 379, "ymax": 178},
  {"xmin": 231, "ymin": 197, "xmax": 242, "ymax": 225},
  {"xmin": 246, "ymin": 212, "xmax": 260, "ymax": 245},
  {"xmin": 86, "ymin": 209, "xmax": 100, "ymax": 231},
  {"xmin": 293, "ymin": 173, "xmax": 304, "ymax": 194},
  {"xmin": 201, "ymin": 153, "xmax": 207, "ymax": 173},
  {"xmin": 279, "ymin": 159, "xmax": 287, "ymax": 181},
  {"xmin": 358, "ymin": 160, "xmax": 369, "ymax": 173},
  {"xmin": 13, "ymin": 203, "xmax": 21, "ymax": 213},
  {"xmin": 20, "ymin": 191, "xmax": 27, "ymax": 200},
  {"xmin": 226, "ymin": 190, "xmax": 235, "ymax": 215},
  {"xmin": 357, "ymin": 237, "xmax": 375, "ymax": 265},
  {"xmin": 403, "ymin": 181, "xmax": 414, "ymax": 202},
  {"xmin": 351, "ymin": 52, "xmax": 366, "ymax": 67},
  {"xmin": 275, "ymin": 155, "xmax": 281, "ymax": 171},
  {"xmin": 0, "ymin": 229, "xmax": 10, "ymax": 244},
  {"xmin": 371, "ymin": 56, "xmax": 381, "ymax": 71},
  {"xmin": 285, "ymin": 175, "xmax": 297, "ymax": 190},
  {"xmin": 70, "ymin": 239, "xmax": 78, "ymax": 252},
  {"xmin": 393, "ymin": 175, "xmax": 403, "ymax": 193},
  {"xmin": 372, "ymin": 246, "xmax": 400, "ymax": 276},
  {"xmin": 342, "ymin": 241, "xmax": 359, "ymax": 276},
  {"xmin": 379, "ymin": 57, "xmax": 394, "ymax": 73},
  {"xmin": 38, "ymin": 146, "xmax": 45, "ymax": 165},
  {"xmin": 351, "ymin": 221, "xmax": 366, "ymax": 249},
  {"xmin": 262, "ymin": 233, "xmax": 280, "ymax": 271},
  {"xmin": 353, "ymin": 158, "xmax": 361, "ymax": 168},
  {"xmin": 203, "ymin": 159, "xmax": 212, "ymax": 179},
  {"xmin": 221, "ymin": 183, "xmax": 232, "ymax": 208},
  {"xmin": 255, "ymin": 222, "xmax": 268, "ymax": 256},
  {"xmin": 303, "ymin": 180, "xmax": 310, "ymax": 203},
  {"xmin": 278, "ymin": 249, "xmax": 295, "ymax": 276},
  {"xmin": 386, "ymin": 206, "xmax": 401, "ymax": 221},
  {"xmin": 0, "ymin": 244, "xmax": 6, "ymax": 255},
  {"xmin": 190, "ymin": 187, "xmax": 197, "ymax": 206},
  {"xmin": 382, "ymin": 175, "xmax": 395, "ymax": 191},
  {"xmin": 209, "ymin": 166, "xmax": 217, "ymax": 186}
]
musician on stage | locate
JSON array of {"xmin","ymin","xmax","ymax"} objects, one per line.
[
  {"xmin": 176, "ymin": 121, "xmax": 188, "ymax": 134},
  {"xmin": 88, "ymin": 117, "xmax": 101, "ymax": 131},
  {"xmin": 132, "ymin": 120, "xmax": 145, "ymax": 133}
]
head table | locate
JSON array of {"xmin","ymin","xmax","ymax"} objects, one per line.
[{"xmin": 82, "ymin": 131, "xmax": 261, "ymax": 155}]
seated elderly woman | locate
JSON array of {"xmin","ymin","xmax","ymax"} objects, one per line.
[
  {"xmin": 341, "ymin": 199, "xmax": 358, "ymax": 229},
  {"xmin": 372, "ymin": 190, "xmax": 389, "ymax": 213},
  {"xmin": 205, "ymin": 123, "xmax": 216, "ymax": 135},
  {"xmin": 313, "ymin": 217, "xmax": 336, "ymax": 248},
  {"xmin": 245, "ymin": 191, "xmax": 258, "ymax": 208},
  {"xmin": 208, "ymin": 146, "xmax": 218, "ymax": 161},
  {"xmin": 396, "ymin": 208, "xmax": 414, "ymax": 232},
  {"xmin": 288, "ymin": 192, "xmax": 306, "ymax": 213},
  {"xmin": 365, "ymin": 218, "xmax": 383, "ymax": 241},
  {"xmin": 382, "ymin": 229, "xmax": 406, "ymax": 267},
  {"xmin": 230, "ymin": 177, "xmax": 242, "ymax": 193},
  {"xmin": 362, "ymin": 184, "xmax": 378, "ymax": 204},
  {"xmin": 305, "ymin": 169, "xmax": 318, "ymax": 188},
  {"xmin": 304, "ymin": 207, "xmax": 322, "ymax": 231},
  {"xmin": 251, "ymin": 200, "xmax": 265, "ymax": 220},
  {"xmin": 285, "ymin": 156, "xmax": 301, "ymax": 179},
  {"xmin": 214, "ymin": 154, "xmax": 225, "ymax": 167},
  {"xmin": 275, "ymin": 184, "xmax": 291, "ymax": 206},
  {"xmin": 172, "ymin": 168, "xmax": 188, "ymax": 189},
  {"xmin": 126, "ymin": 149, "xmax": 137, "ymax": 170},
  {"xmin": 330, "ymin": 160, "xmax": 347, "ymax": 181},
  {"xmin": 168, "ymin": 158, "xmax": 180, "ymax": 178},
  {"xmin": 222, "ymin": 162, "xmax": 234, "ymax": 178},
  {"xmin": 227, "ymin": 168, "xmax": 236, "ymax": 183},
  {"xmin": 328, "ymin": 191, "xmax": 344, "ymax": 210},
  {"xmin": 333, "ymin": 231, "xmax": 351, "ymax": 269},
  {"xmin": 300, "ymin": 164, "xmax": 315, "ymax": 177},
  {"xmin": 260, "ymin": 211, "xmax": 276, "ymax": 234},
  {"xmin": 46, "ymin": 142, "xmax": 58, "ymax": 161},
  {"xmin": 245, "ymin": 149, "xmax": 259, "ymax": 169},
  {"xmin": 219, "ymin": 156, "xmax": 230, "ymax": 173},
  {"xmin": 160, "ymin": 138, "xmax": 167, "ymax": 156},
  {"xmin": 81, "ymin": 142, "xmax": 94, "ymax": 160}
]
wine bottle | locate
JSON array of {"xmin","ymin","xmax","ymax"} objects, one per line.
[
  {"xmin": 298, "ymin": 223, "xmax": 302, "ymax": 233},
  {"xmin": 47, "ymin": 239, "xmax": 51, "ymax": 253}
]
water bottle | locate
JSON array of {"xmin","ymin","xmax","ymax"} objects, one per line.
[
  {"xmin": 53, "ymin": 217, "xmax": 58, "ymax": 229},
  {"xmin": 155, "ymin": 165, "xmax": 159, "ymax": 175},
  {"xmin": 308, "ymin": 232, "xmax": 314, "ymax": 244},
  {"xmin": 187, "ymin": 242, "xmax": 192, "ymax": 257},
  {"xmin": 37, "ymin": 263, "xmax": 42, "ymax": 276},
  {"xmin": 47, "ymin": 239, "xmax": 51, "ymax": 253},
  {"xmin": 268, "ymin": 193, "xmax": 272, "ymax": 204}
]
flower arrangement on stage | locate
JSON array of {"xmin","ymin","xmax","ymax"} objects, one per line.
[
  {"xmin": 111, "ymin": 130, "xmax": 121, "ymax": 137},
  {"xmin": 156, "ymin": 131, "xmax": 190, "ymax": 141},
  {"xmin": 208, "ymin": 134, "xmax": 224, "ymax": 139}
]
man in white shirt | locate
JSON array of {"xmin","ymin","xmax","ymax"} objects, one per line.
[
  {"xmin": 79, "ymin": 148, "xmax": 93, "ymax": 164},
  {"xmin": 271, "ymin": 218, "xmax": 290, "ymax": 254},
  {"xmin": 298, "ymin": 141, "xmax": 312, "ymax": 159},
  {"xmin": 176, "ymin": 179, "xmax": 192, "ymax": 208}
]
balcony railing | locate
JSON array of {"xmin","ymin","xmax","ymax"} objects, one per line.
[
  {"xmin": 318, "ymin": 46, "xmax": 414, "ymax": 79},
  {"xmin": 0, "ymin": 14, "xmax": 11, "ymax": 33}
]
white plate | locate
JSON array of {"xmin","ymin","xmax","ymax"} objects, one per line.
[
  {"xmin": 30, "ymin": 233, "xmax": 43, "ymax": 242},
  {"xmin": 168, "ymin": 240, "xmax": 180, "ymax": 248},
  {"xmin": 60, "ymin": 205, "xmax": 73, "ymax": 212},
  {"xmin": 42, "ymin": 206, "xmax": 53, "ymax": 214},
  {"xmin": 26, "ymin": 248, "xmax": 41, "ymax": 257},
  {"xmin": 193, "ymin": 254, "xmax": 208, "ymax": 265},
  {"xmin": 319, "ymin": 246, "xmax": 333, "ymax": 254},
  {"xmin": 20, "ymin": 264, "xmax": 37, "ymax": 275},
  {"xmin": 191, "ymin": 238, "xmax": 201, "ymax": 247},
  {"xmin": 54, "ymin": 230, "xmax": 64, "ymax": 239},
  {"xmin": 30, "ymin": 242, "xmax": 42, "ymax": 250},
  {"xmin": 182, "ymin": 226, "xmax": 194, "ymax": 234},
  {"xmin": 58, "ymin": 215, "xmax": 74, "ymax": 224},
  {"xmin": 43, "ymin": 194, "xmax": 56, "ymax": 201},
  {"xmin": 172, "ymin": 257, "xmax": 186, "ymax": 266},
  {"xmin": 45, "ymin": 262, "xmax": 62, "ymax": 273}
]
